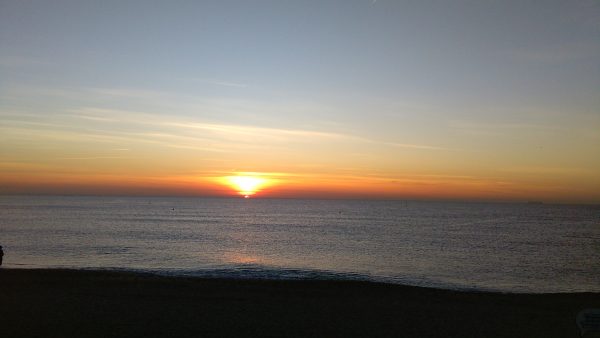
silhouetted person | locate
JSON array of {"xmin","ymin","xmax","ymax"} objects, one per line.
[{"xmin": 0, "ymin": 246, "xmax": 3, "ymax": 266}]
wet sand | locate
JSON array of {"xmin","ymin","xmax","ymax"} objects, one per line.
[{"xmin": 0, "ymin": 269, "xmax": 598, "ymax": 337}]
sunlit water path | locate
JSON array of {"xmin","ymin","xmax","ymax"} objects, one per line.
[{"xmin": 1, "ymin": 196, "xmax": 598, "ymax": 293}]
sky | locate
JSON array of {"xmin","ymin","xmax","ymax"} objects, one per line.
[{"xmin": 1, "ymin": 0, "xmax": 599, "ymax": 203}]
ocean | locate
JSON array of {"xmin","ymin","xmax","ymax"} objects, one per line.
[{"xmin": 1, "ymin": 195, "xmax": 598, "ymax": 293}]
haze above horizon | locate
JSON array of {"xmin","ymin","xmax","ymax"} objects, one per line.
[{"xmin": 1, "ymin": 0, "xmax": 599, "ymax": 203}]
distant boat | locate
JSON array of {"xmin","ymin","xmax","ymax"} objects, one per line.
[{"xmin": 526, "ymin": 201, "xmax": 543, "ymax": 205}]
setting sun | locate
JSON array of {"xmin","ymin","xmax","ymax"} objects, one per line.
[{"xmin": 223, "ymin": 175, "xmax": 269, "ymax": 197}]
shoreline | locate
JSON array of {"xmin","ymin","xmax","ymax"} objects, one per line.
[
  {"xmin": 1, "ymin": 268, "xmax": 598, "ymax": 337},
  {"xmin": 4, "ymin": 265, "xmax": 596, "ymax": 294}
]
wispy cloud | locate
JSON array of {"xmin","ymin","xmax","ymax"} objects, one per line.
[
  {"xmin": 87, "ymin": 87, "xmax": 170, "ymax": 99},
  {"xmin": 59, "ymin": 156, "xmax": 127, "ymax": 160},
  {"xmin": 380, "ymin": 141, "xmax": 448, "ymax": 151},
  {"xmin": 449, "ymin": 120, "xmax": 561, "ymax": 137},
  {"xmin": 499, "ymin": 166, "xmax": 594, "ymax": 175},
  {"xmin": 191, "ymin": 78, "xmax": 248, "ymax": 88},
  {"xmin": 69, "ymin": 106, "xmax": 450, "ymax": 150},
  {"xmin": 70, "ymin": 114, "xmax": 118, "ymax": 122},
  {"xmin": 166, "ymin": 122, "xmax": 346, "ymax": 140},
  {"xmin": 450, "ymin": 121, "xmax": 560, "ymax": 131},
  {"xmin": 66, "ymin": 107, "xmax": 344, "ymax": 141}
]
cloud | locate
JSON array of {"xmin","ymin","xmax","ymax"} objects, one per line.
[
  {"xmin": 3, "ymin": 81, "xmax": 452, "ymax": 160},
  {"xmin": 68, "ymin": 106, "xmax": 448, "ymax": 150},
  {"xmin": 191, "ymin": 78, "xmax": 248, "ymax": 88},
  {"xmin": 165, "ymin": 122, "xmax": 346, "ymax": 141},
  {"xmin": 70, "ymin": 114, "xmax": 118, "ymax": 122},
  {"xmin": 450, "ymin": 120, "xmax": 560, "ymax": 134},
  {"xmin": 87, "ymin": 87, "xmax": 170, "ymax": 99},
  {"xmin": 67, "ymin": 107, "xmax": 347, "ymax": 142},
  {"xmin": 58, "ymin": 156, "xmax": 127, "ymax": 160},
  {"xmin": 381, "ymin": 141, "xmax": 447, "ymax": 151},
  {"xmin": 499, "ymin": 166, "xmax": 593, "ymax": 175}
]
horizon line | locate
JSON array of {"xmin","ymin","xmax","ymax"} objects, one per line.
[{"xmin": 1, "ymin": 193, "xmax": 598, "ymax": 206}]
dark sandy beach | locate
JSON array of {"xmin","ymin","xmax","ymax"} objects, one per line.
[{"xmin": 0, "ymin": 269, "xmax": 598, "ymax": 338}]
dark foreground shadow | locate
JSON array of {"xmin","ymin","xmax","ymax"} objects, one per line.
[{"xmin": 0, "ymin": 269, "xmax": 598, "ymax": 338}]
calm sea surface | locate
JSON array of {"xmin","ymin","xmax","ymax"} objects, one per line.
[{"xmin": 1, "ymin": 196, "xmax": 598, "ymax": 293}]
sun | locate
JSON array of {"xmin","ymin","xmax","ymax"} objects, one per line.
[
  {"xmin": 216, "ymin": 172, "xmax": 278, "ymax": 198},
  {"xmin": 224, "ymin": 175, "xmax": 269, "ymax": 197}
]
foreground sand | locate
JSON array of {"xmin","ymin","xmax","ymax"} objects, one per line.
[{"xmin": 0, "ymin": 269, "xmax": 598, "ymax": 337}]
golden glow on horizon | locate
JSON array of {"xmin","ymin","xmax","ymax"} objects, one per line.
[
  {"xmin": 222, "ymin": 175, "xmax": 271, "ymax": 197},
  {"xmin": 1, "ymin": 168, "xmax": 598, "ymax": 203}
]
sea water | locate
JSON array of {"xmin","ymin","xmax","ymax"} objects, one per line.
[{"xmin": 0, "ymin": 195, "xmax": 598, "ymax": 293}]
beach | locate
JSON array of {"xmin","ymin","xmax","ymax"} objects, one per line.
[{"xmin": 0, "ymin": 269, "xmax": 597, "ymax": 337}]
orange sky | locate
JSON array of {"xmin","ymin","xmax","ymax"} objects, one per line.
[
  {"xmin": 0, "ymin": 108, "xmax": 598, "ymax": 203},
  {"xmin": 1, "ymin": 167, "xmax": 598, "ymax": 204}
]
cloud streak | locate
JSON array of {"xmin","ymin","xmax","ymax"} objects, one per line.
[
  {"xmin": 70, "ymin": 106, "xmax": 450, "ymax": 150},
  {"xmin": 191, "ymin": 78, "xmax": 249, "ymax": 88}
]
